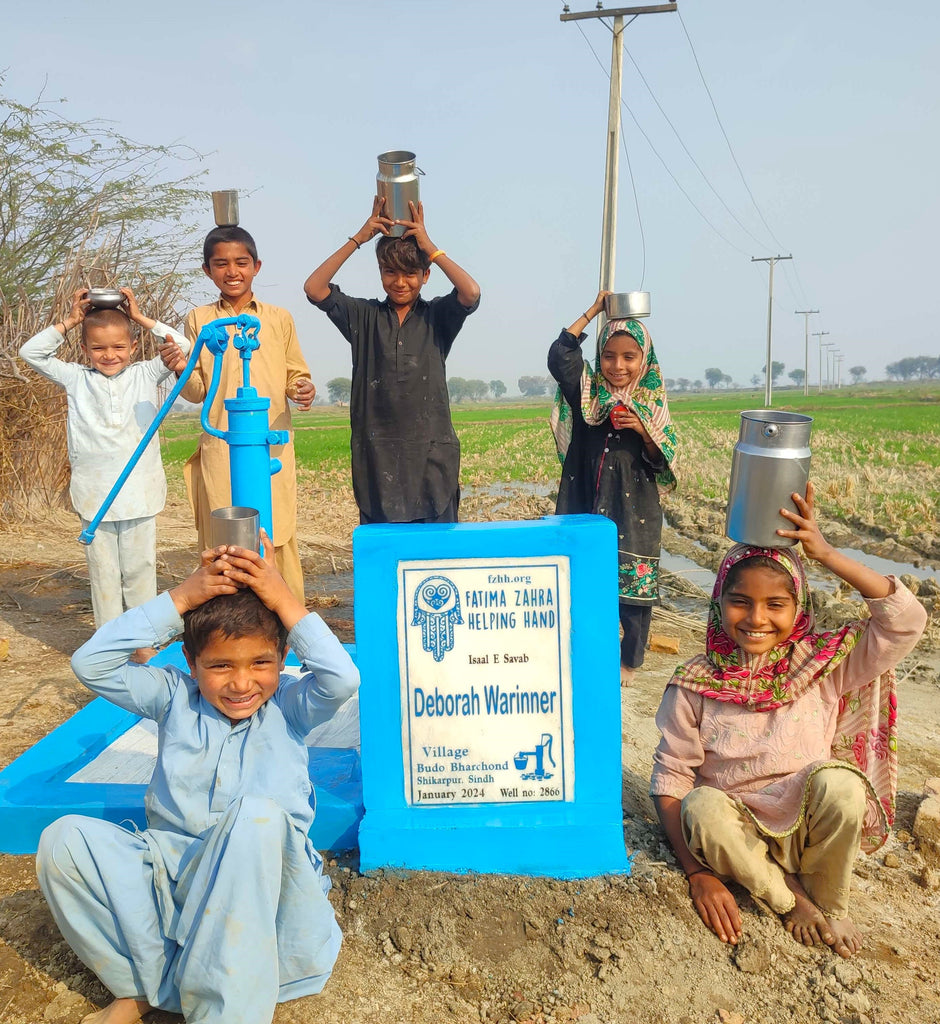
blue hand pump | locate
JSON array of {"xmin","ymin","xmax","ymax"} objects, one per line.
[{"xmin": 78, "ymin": 315, "xmax": 287, "ymax": 546}]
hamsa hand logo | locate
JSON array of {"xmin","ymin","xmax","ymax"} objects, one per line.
[{"xmin": 412, "ymin": 576, "xmax": 463, "ymax": 662}]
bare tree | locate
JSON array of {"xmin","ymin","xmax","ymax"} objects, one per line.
[
  {"xmin": 1, "ymin": 78, "xmax": 206, "ymax": 305},
  {"xmin": 1, "ymin": 78, "xmax": 208, "ymax": 519}
]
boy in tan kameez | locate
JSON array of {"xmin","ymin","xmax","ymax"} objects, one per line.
[{"xmin": 171, "ymin": 226, "xmax": 315, "ymax": 601}]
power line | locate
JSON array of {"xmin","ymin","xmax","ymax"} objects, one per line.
[
  {"xmin": 677, "ymin": 9, "xmax": 788, "ymax": 253},
  {"xmin": 571, "ymin": 7, "xmax": 819, "ymax": 330},
  {"xmin": 575, "ymin": 20, "xmax": 754, "ymax": 259},
  {"xmin": 620, "ymin": 122, "xmax": 647, "ymax": 289},
  {"xmin": 621, "ymin": 43, "xmax": 773, "ymax": 253}
]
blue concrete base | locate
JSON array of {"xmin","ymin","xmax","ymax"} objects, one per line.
[
  {"xmin": 360, "ymin": 806, "xmax": 630, "ymax": 879},
  {"xmin": 0, "ymin": 642, "xmax": 363, "ymax": 856},
  {"xmin": 355, "ymin": 516, "xmax": 631, "ymax": 879}
]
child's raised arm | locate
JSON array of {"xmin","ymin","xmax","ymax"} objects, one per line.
[
  {"xmin": 120, "ymin": 286, "xmax": 189, "ymax": 376},
  {"xmin": 18, "ymin": 288, "xmax": 91, "ymax": 384},
  {"xmin": 169, "ymin": 552, "xmax": 241, "ymax": 615},
  {"xmin": 564, "ymin": 290, "xmax": 609, "ymax": 337},
  {"xmin": 777, "ymin": 482, "xmax": 892, "ymax": 600},
  {"xmin": 303, "ymin": 195, "xmax": 394, "ymax": 303},
  {"xmin": 121, "ymin": 287, "xmax": 157, "ymax": 333},
  {"xmin": 53, "ymin": 288, "xmax": 91, "ymax": 336},
  {"xmin": 398, "ymin": 200, "xmax": 481, "ymax": 309}
]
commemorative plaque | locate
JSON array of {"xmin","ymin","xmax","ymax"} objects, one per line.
[
  {"xmin": 355, "ymin": 515, "xmax": 631, "ymax": 878},
  {"xmin": 399, "ymin": 556, "xmax": 574, "ymax": 806}
]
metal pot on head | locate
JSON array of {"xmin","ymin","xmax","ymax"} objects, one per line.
[
  {"xmin": 725, "ymin": 410, "xmax": 813, "ymax": 548},
  {"xmin": 605, "ymin": 292, "xmax": 650, "ymax": 319},
  {"xmin": 86, "ymin": 288, "xmax": 124, "ymax": 309},
  {"xmin": 211, "ymin": 190, "xmax": 239, "ymax": 227},
  {"xmin": 376, "ymin": 151, "xmax": 423, "ymax": 237}
]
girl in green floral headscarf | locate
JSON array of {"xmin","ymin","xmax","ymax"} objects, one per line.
[{"xmin": 548, "ymin": 290, "xmax": 679, "ymax": 683}]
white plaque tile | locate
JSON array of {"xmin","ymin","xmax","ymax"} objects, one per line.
[{"xmin": 398, "ymin": 556, "xmax": 574, "ymax": 806}]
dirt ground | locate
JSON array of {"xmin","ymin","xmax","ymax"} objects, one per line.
[{"xmin": 0, "ymin": 490, "xmax": 938, "ymax": 1024}]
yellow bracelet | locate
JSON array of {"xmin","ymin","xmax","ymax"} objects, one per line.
[{"xmin": 428, "ymin": 249, "xmax": 446, "ymax": 264}]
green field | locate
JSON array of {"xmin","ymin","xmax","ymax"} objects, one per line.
[{"xmin": 160, "ymin": 382, "xmax": 940, "ymax": 537}]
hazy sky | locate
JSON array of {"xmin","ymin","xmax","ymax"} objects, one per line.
[{"xmin": 5, "ymin": 1, "xmax": 939, "ymax": 394}]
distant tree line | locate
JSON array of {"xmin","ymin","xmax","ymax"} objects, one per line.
[
  {"xmin": 517, "ymin": 375, "xmax": 554, "ymax": 397},
  {"xmin": 327, "ymin": 357, "xmax": 934, "ymax": 407},
  {"xmin": 885, "ymin": 355, "xmax": 939, "ymax": 380},
  {"xmin": 448, "ymin": 378, "xmax": 501, "ymax": 402}
]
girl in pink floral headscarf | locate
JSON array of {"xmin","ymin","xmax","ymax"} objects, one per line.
[{"xmin": 650, "ymin": 483, "xmax": 926, "ymax": 959}]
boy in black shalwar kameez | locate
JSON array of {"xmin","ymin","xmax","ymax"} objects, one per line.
[
  {"xmin": 304, "ymin": 197, "xmax": 480, "ymax": 524},
  {"xmin": 549, "ymin": 290, "xmax": 679, "ymax": 683}
]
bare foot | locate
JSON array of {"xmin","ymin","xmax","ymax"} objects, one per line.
[
  {"xmin": 782, "ymin": 873, "xmax": 834, "ymax": 948},
  {"xmin": 825, "ymin": 914, "xmax": 864, "ymax": 958},
  {"xmin": 620, "ymin": 665, "xmax": 635, "ymax": 687},
  {"xmin": 81, "ymin": 997, "xmax": 151, "ymax": 1024},
  {"xmin": 130, "ymin": 647, "xmax": 156, "ymax": 664}
]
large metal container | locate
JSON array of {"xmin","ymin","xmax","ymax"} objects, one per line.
[
  {"xmin": 211, "ymin": 190, "xmax": 239, "ymax": 227},
  {"xmin": 725, "ymin": 410, "xmax": 813, "ymax": 548},
  {"xmin": 376, "ymin": 151, "xmax": 422, "ymax": 236},
  {"xmin": 605, "ymin": 291, "xmax": 650, "ymax": 319}
]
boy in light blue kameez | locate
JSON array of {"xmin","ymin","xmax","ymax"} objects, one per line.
[{"xmin": 37, "ymin": 535, "xmax": 359, "ymax": 1024}]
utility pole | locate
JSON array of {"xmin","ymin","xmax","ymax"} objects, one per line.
[
  {"xmin": 794, "ymin": 309, "xmax": 818, "ymax": 397},
  {"xmin": 834, "ymin": 352, "xmax": 844, "ymax": 388},
  {"xmin": 752, "ymin": 254, "xmax": 792, "ymax": 407},
  {"xmin": 812, "ymin": 330, "xmax": 830, "ymax": 393},
  {"xmin": 822, "ymin": 340, "xmax": 835, "ymax": 389},
  {"xmin": 561, "ymin": 3, "xmax": 677, "ymax": 337},
  {"xmin": 831, "ymin": 350, "xmax": 842, "ymax": 389}
]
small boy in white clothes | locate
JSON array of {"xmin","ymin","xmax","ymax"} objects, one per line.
[{"xmin": 19, "ymin": 287, "xmax": 187, "ymax": 660}]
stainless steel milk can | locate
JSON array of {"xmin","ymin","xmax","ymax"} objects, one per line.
[
  {"xmin": 725, "ymin": 410, "xmax": 813, "ymax": 548},
  {"xmin": 376, "ymin": 151, "xmax": 422, "ymax": 236}
]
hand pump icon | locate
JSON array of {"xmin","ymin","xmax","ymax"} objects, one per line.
[{"xmin": 514, "ymin": 734, "xmax": 555, "ymax": 781}]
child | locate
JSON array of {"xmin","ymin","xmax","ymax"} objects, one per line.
[
  {"xmin": 18, "ymin": 287, "xmax": 188, "ymax": 660},
  {"xmin": 548, "ymin": 291, "xmax": 679, "ymax": 684},
  {"xmin": 650, "ymin": 483, "xmax": 927, "ymax": 959},
  {"xmin": 36, "ymin": 535, "xmax": 359, "ymax": 1024},
  {"xmin": 303, "ymin": 197, "xmax": 481, "ymax": 524},
  {"xmin": 173, "ymin": 226, "xmax": 315, "ymax": 602}
]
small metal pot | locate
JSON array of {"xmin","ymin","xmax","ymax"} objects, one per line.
[
  {"xmin": 212, "ymin": 189, "xmax": 239, "ymax": 227},
  {"xmin": 605, "ymin": 292, "xmax": 650, "ymax": 319},
  {"xmin": 209, "ymin": 506, "xmax": 260, "ymax": 550},
  {"xmin": 86, "ymin": 288, "xmax": 124, "ymax": 309}
]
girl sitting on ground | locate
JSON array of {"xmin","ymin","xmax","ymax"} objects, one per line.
[
  {"xmin": 651, "ymin": 483, "xmax": 926, "ymax": 958},
  {"xmin": 549, "ymin": 291, "xmax": 678, "ymax": 685}
]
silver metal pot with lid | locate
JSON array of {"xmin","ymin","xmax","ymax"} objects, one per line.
[
  {"xmin": 725, "ymin": 410, "xmax": 813, "ymax": 548},
  {"xmin": 376, "ymin": 151, "xmax": 424, "ymax": 237}
]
